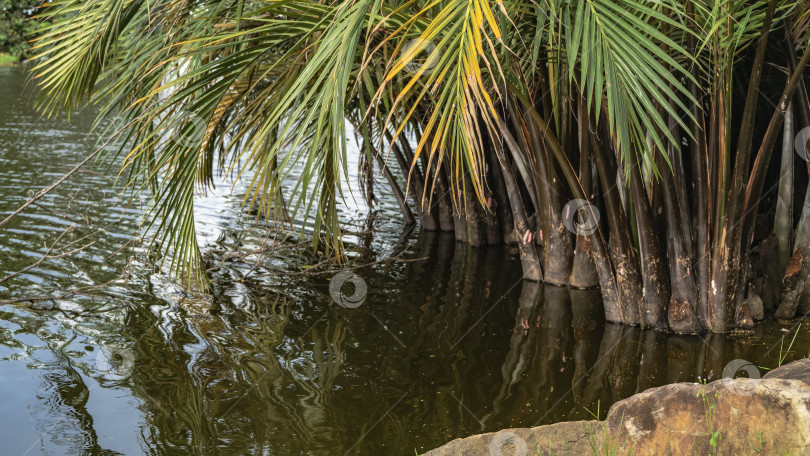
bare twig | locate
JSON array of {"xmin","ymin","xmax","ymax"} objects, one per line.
[{"xmin": 0, "ymin": 147, "xmax": 103, "ymax": 229}]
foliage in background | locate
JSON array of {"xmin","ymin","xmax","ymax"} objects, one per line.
[{"xmin": 0, "ymin": 0, "xmax": 36, "ymax": 60}]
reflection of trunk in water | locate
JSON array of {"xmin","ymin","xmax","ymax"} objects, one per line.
[
  {"xmin": 580, "ymin": 324, "xmax": 625, "ymax": 413},
  {"xmin": 399, "ymin": 230, "xmax": 457, "ymax": 410},
  {"xmin": 460, "ymin": 248, "xmax": 510, "ymax": 412},
  {"xmin": 485, "ymin": 284, "xmax": 581, "ymax": 424},
  {"xmin": 447, "ymin": 244, "xmax": 478, "ymax": 343},
  {"xmin": 484, "ymin": 280, "xmax": 542, "ymax": 425},
  {"xmin": 245, "ymin": 301, "xmax": 347, "ymax": 454},
  {"xmin": 526, "ymin": 286, "xmax": 574, "ymax": 417},
  {"xmin": 288, "ymin": 322, "xmax": 346, "ymax": 454},
  {"xmin": 635, "ymin": 330, "xmax": 668, "ymax": 394},
  {"xmin": 108, "ymin": 234, "xmax": 808, "ymax": 454},
  {"xmin": 238, "ymin": 295, "xmax": 311, "ymax": 448},
  {"xmin": 665, "ymin": 336, "xmax": 704, "ymax": 384},
  {"xmin": 569, "ymin": 289, "xmax": 603, "ymax": 408},
  {"xmin": 408, "ymin": 232, "xmax": 451, "ymax": 354},
  {"xmin": 443, "ymin": 243, "xmax": 481, "ymax": 344},
  {"xmin": 606, "ymin": 325, "xmax": 642, "ymax": 403}
]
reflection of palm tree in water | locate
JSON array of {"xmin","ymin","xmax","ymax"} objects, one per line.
[
  {"xmin": 33, "ymin": 332, "xmax": 115, "ymax": 455},
  {"xmin": 133, "ymin": 292, "xmax": 349, "ymax": 455},
  {"xmin": 483, "ymin": 280, "xmax": 767, "ymax": 426},
  {"xmin": 483, "ymin": 280, "xmax": 543, "ymax": 426},
  {"xmin": 281, "ymin": 322, "xmax": 347, "ymax": 454},
  {"xmin": 248, "ymin": 295, "xmax": 348, "ymax": 453},
  {"xmin": 484, "ymin": 284, "xmax": 579, "ymax": 425},
  {"xmin": 126, "ymin": 234, "xmax": 775, "ymax": 453}
]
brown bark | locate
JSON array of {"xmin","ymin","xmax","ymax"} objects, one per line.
[
  {"xmin": 569, "ymin": 95, "xmax": 600, "ymax": 288},
  {"xmin": 628, "ymin": 153, "xmax": 670, "ymax": 330},
  {"xmin": 744, "ymin": 47, "xmax": 810, "ymax": 310},
  {"xmin": 774, "ymin": 31, "xmax": 810, "ymax": 317},
  {"xmin": 658, "ymin": 145, "xmax": 702, "ymax": 333},
  {"xmin": 494, "ymin": 114, "xmax": 544, "ymax": 282},
  {"xmin": 687, "ymin": 0, "xmax": 711, "ymax": 325},
  {"xmin": 591, "ymin": 124, "xmax": 643, "ymax": 326},
  {"xmin": 708, "ymin": 0, "xmax": 778, "ymax": 332},
  {"xmin": 510, "ymin": 86, "xmax": 631, "ymax": 324},
  {"xmin": 431, "ymin": 164, "xmax": 456, "ymax": 232},
  {"xmin": 366, "ymin": 139, "xmax": 415, "ymax": 225},
  {"xmin": 488, "ymin": 142, "xmax": 516, "ymax": 244}
]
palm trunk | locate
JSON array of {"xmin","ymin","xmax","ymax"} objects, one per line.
[
  {"xmin": 570, "ymin": 95, "xmax": 599, "ymax": 288},
  {"xmin": 431, "ymin": 161, "xmax": 456, "ymax": 232},
  {"xmin": 415, "ymin": 123, "xmax": 455, "ymax": 232},
  {"xmin": 593, "ymin": 119, "xmax": 643, "ymax": 326},
  {"xmin": 765, "ymin": 98, "xmax": 794, "ymax": 312},
  {"xmin": 708, "ymin": 0, "xmax": 777, "ymax": 331},
  {"xmin": 508, "ymin": 101, "xmax": 550, "ymax": 253},
  {"xmin": 687, "ymin": 0, "xmax": 712, "ymax": 326},
  {"xmin": 488, "ymin": 141, "xmax": 517, "ymax": 243},
  {"xmin": 781, "ymin": 173, "xmax": 810, "ymax": 318},
  {"xmin": 513, "ymin": 87, "xmax": 630, "ymax": 323},
  {"xmin": 742, "ymin": 48, "xmax": 810, "ymax": 318},
  {"xmin": 628, "ymin": 151, "xmax": 670, "ymax": 329},
  {"xmin": 658, "ymin": 143, "xmax": 702, "ymax": 332},
  {"xmin": 531, "ymin": 131, "xmax": 572, "ymax": 286},
  {"xmin": 494, "ymin": 114, "xmax": 544, "ymax": 281},
  {"xmin": 364, "ymin": 138, "xmax": 415, "ymax": 225},
  {"xmin": 780, "ymin": 36, "xmax": 810, "ymax": 317}
]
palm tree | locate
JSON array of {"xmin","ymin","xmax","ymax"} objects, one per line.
[{"xmin": 30, "ymin": 0, "xmax": 810, "ymax": 332}]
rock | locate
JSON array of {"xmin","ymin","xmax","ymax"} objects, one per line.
[
  {"xmin": 763, "ymin": 358, "xmax": 810, "ymax": 385},
  {"xmin": 606, "ymin": 376, "xmax": 810, "ymax": 455},
  {"xmin": 737, "ymin": 302, "xmax": 754, "ymax": 328},
  {"xmin": 423, "ymin": 360, "xmax": 810, "ymax": 456},
  {"xmin": 421, "ymin": 420, "xmax": 600, "ymax": 455},
  {"xmin": 745, "ymin": 293, "xmax": 764, "ymax": 321}
]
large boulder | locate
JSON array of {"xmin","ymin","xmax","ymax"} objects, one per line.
[
  {"xmin": 423, "ymin": 359, "xmax": 810, "ymax": 455},
  {"xmin": 763, "ymin": 358, "xmax": 810, "ymax": 384},
  {"xmin": 606, "ymin": 377, "xmax": 810, "ymax": 455},
  {"xmin": 421, "ymin": 421, "xmax": 600, "ymax": 455}
]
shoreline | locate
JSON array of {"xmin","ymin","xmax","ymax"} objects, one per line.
[{"xmin": 424, "ymin": 359, "xmax": 810, "ymax": 455}]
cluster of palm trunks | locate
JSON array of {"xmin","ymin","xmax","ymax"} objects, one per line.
[{"xmin": 373, "ymin": 4, "xmax": 810, "ymax": 334}]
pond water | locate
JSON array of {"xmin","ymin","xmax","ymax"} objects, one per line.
[{"xmin": 2, "ymin": 64, "xmax": 810, "ymax": 456}]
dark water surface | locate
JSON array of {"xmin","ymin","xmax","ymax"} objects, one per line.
[{"xmin": 2, "ymin": 64, "xmax": 810, "ymax": 456}]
